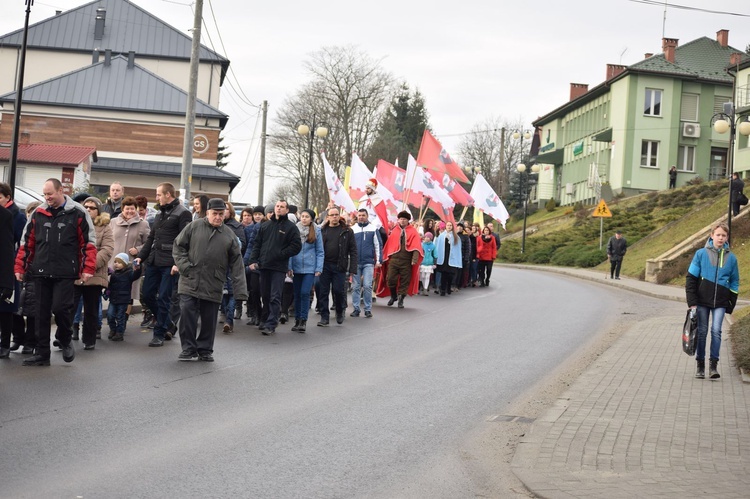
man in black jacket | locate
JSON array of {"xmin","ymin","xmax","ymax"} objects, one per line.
[
  {"xmin": 134, "ymin": 183, "xmax": 192, "ymax": 347},
  {"xmin": 318, "ymin": 207, "xmax": 357, "ymax": 326},
  {"xmin": 248, "ymin": 200, "xmax": 301, "ymax": 335}
]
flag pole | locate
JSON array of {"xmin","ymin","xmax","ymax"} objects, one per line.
[
  {"xmin": 402, "ymin": 163, "xmax": 419, "ymax": 212},
  {"xmin": 459, "ymin": 205, "xmax": 468, "ymax": 222},
  {"xmin": 418, "ymin": 195, "xmax": 428, "ymax": 221}
]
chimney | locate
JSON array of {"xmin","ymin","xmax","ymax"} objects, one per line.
[
  {"xmin": 92, "ymin": 49, "xmax": 99, "ymax": 63},
  {"xmin": 662, "ymin": 37, "xmax": 678, "ymax": 63},
  {"xmin": 19, "ymin": 133, "xmax": 30, "ymax": 145},
  {"xmin": 717, "ymin": 29, "xmax": 729, "ymax": 48},
  {"xmin": 730, "ymin": 52, "xmax": 743, "ymax": 67},
  {"xmin": 645, "ymin": 53, "xmax": 653, "ymax": 59},
  {"xmin": 569, "ymin": 83, "xmax": 589, "ymax": 101},
  {"xmin": 94, "ymin": 8, "xmax": 106, "ymax": 40},
  {"xmin": 104, "ymin": 49, "xmax": 111, "ymax": 67},
  {"xmin": 127, "ymin": 51, "xmax": 135, "ymax": 69},
  {"xmin": 55, "ymin": 10, "xmax": 62, "ymax": 15},
  {"xmin": 606, "ymin": 64, "xmax": 627, "ymax": 80}
]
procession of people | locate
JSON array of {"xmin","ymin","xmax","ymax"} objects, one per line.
[{"xmin": 1, "ymin": 179, "xmax": 503, "ymax": 365}]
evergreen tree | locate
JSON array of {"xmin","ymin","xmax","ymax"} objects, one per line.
[{"xmin": 216, "ymin": 135, "xmax": 231, "ymax": 169}]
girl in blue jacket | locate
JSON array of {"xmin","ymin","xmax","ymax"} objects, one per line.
[
  {"xmin": 419, "ymin": 232, "xmax": 437, "ymax": 295},
  {"xmin": 289, "ymin": 209, "xmax": 324, "ymax": 332},
  {"xmin": 685, "ymin": 222, "xmax": 739, "ymax": 379}
]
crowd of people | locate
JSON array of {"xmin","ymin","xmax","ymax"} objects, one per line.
[{"xmin": 0, "ymin": 178, "xmax": 503, "ymax": 365}]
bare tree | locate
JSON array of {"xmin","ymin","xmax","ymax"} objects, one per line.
[
  {"xmin": 268, "ymin": 46, "xmax": 395, "ymax": 209},
  {"xmin": 457, "ymin": 116, "xmax": 529, "ymax": 200}
]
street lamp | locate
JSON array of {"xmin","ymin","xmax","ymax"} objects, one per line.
[
  {"xmin": 711, "ymin": 102, "xmax": 750, "ymax": 242},
  {"xmin": 296, "ymin": 115, "xmax": 329, "ymax": 209},
  {"xmin": 517, "ymin": 163, "xmax": 539, "ymax": 254}
]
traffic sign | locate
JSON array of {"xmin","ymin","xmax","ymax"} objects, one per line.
[{"xmin": 592, "ymin": 199, "xmax": 612, "ymax": 218}]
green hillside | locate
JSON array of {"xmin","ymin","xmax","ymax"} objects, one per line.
[{"xmin": 498, "ymin": 180, "xmax": 750, "ymax": 298}]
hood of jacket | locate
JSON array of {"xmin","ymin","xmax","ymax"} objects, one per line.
[{"xmin": 704, "ymin": 236, "xmax": 731, "ymax": 268}]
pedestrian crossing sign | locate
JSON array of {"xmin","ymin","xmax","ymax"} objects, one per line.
[{"xmin": 592, "ymin": 199, "xmax": 612, "ymax": 218}]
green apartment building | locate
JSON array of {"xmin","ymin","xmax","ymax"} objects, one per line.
[{"xmin": 532, "ymin": 30, "xmax": 749, "ymax": 206}]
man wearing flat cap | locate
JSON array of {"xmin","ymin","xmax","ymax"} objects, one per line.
[
  {"xmin": 172, "ymin": 198, "xmax": 247, "ymax": 361},
  {"xmin": 376, "ymin": 211, "xmax": 423, "ymax": 308},
  {"xmin": 606, "ymin": 230, "xmax": 627, "ymax": 280}
]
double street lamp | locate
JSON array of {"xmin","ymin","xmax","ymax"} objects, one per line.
[
  {"xmin": 516, "ymin": 163, "xmax": 539, "ymax": 254},
  {"xmin": 711, "ymin": 102, "xmax": 750, "ymax": 242},
  {"xmin": 296, "ymin": 116, "xmax": 329, "ymax": 209}
]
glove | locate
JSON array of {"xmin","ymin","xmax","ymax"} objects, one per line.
[{"xmin": 0, "ymin": 288, "xmax": 13, "ymax": 302}]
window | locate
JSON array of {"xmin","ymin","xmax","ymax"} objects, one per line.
[
  {"xmin": 680, "ymin": 93, "xmax": 699, "ymax": 122},
  {"xmin": 714, "ymin": 95, "xmax": 732, "ymax": 114},
  {"xmin": 644, "ymin": 88, "xmax": 662, "ymax": 116},
  {"xmin": 641, "ymin": 140, "xmax": 659, "ymax": 168},
  {"xmin": 677, "ymin": 145, "xmax": 695, "ymax": 172}
]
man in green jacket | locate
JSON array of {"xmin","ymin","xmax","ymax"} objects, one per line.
[{"xmin": 173, "ymin": 198, "xmax": 247, "ymax": 362}]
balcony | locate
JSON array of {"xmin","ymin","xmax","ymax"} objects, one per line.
[{"xmin": 738, "ymin": 84, "xmax": 750, "ymax": 114}]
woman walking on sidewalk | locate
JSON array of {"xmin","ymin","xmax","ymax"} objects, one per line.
[{"xmin": 685, "ymin": 222, "xmax": 739, "ymax": 379}]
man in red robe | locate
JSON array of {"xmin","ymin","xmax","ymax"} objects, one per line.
[{"xmin": 376, "ymin": 211, "xmax": 423, "ymax": 308}]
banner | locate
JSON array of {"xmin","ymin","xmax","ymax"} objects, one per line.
[
  {"xmin": 416, "ymin": 129, "xmax": 470, "ymax": 183},
  {"xmin": 350, "ymin": 153, "xmax": 395, "ymax": 228},
  {"xmin": 322, "ymin": 152, "xmax": 357, "ymax": 215},
  {"xmin": 376, "ymin": 159, "xmax": 423, "ymax": 208},
  {"xmin": 469, "ymin": 173, "xmax": 509, "ymax": 229}
]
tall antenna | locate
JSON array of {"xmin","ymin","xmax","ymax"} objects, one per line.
[
  {"xmin": 662, "ymin": 1, "xmax": 668, "ymax": 38},
  {"xmin": 620, "ymin": 47, "xmax": 628, "ymax": 64}
]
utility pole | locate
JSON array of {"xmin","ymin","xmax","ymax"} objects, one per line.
[
  {"xmin": 257, "ymin": 100, "xmax": 268, "ymax": 205},
  {"xmin": 179, "ymin": 0, "xmax": 203, "ymax": 205},
  {"xmin": 7, "ymin": 0, "xmax": 34, "ymax": 191},
  {"xmin": 499, "ymin": 127, "xmax": 506, "ymax": 195}
]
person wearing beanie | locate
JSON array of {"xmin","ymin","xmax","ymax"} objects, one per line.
[
  {"xmin": 107, "ymin": 252, "xmax": 142, "ymax": 341},
  {"xmin": 419, "ymin": 231, "xmax": 437, "ymax": 295},
  {"xmin": 376, "ymin": 210, "xmax": 423, "ymax": 308},
  {"xmin": 242, "ymin": 205, "xmax": 267, "ymax": 325},
  {"xmin": 72, "ymin": 196, "xmax": 114, "ymax": 350}
]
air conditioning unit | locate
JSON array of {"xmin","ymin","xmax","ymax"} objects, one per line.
[
  {"xmin": 565, "ymin": 183, "xmax": 576, "ymax": 196},
  {"xmin": 682, "ymin": 122, "xmax": 701, "ymax": 138}
]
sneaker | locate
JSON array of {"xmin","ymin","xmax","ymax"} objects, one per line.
[
  {"xmin": 140, "ymin": 316, "xmax": 152, "ymax": 328},
  {"xmin": 96, "ymin": 328, "xmax": 102, "ymax": 339},
  {"xmin": 111, "ymin": 333, "xmax": 124, "ymax": 342},
  {"xmin": 22, "ymin": 354, "xmax": 50, "ymax": 366},
  {"xmin": 178, "ymin": 350, "xmax": 198, "ymax": 361},
  {"xmin": 52, "ymin": 339, "xmax": 63, "ymax": 350},
  {"xmin": 62, "ymin": 342, "xmax": 75, "ymax": 363},
  {"xmin": 9, "ymin": 342, "xmax": 20, "ymax": 351},
  {"xmin": 222, "ymin": 324, "xmax": 233, "ymax": 334},
  {"xmin": 280, "ymin": 313, "xmax": 288, "ymax": 324},
  {"xmin": 108, "ymin": 330, "xmax": 115, "ymax": 340},
  {"xmin": 199, "ymin": 352, "xmax": 215, "ymax": 362},
  {"xmin": 148, "ymin": 338, "xmax": 164, "ymax": 347},
  {"xmin": 350, "ymin": 310, "xmax": 360, "ymax": 317},
  {"xmin": 246, "ymin": 317, "xmax": 258, "ymax": 326},
  {"xmin": 364, "ymin": 311, "xmax": 372, "ymax": 318},
  {"xmin": 317, "ymin": 319, "xmax": 329, "ymax": 327},
  {"xmin": 261, "ymin": 328, "xmax": 276, "ymax": 336},
  {"xmin": 83, "ymin": 344, "xmax": 95, "ymax": 351},
  {"xmin": 146, "ymin": 318, "xmax": 156, "ymax": 329}
]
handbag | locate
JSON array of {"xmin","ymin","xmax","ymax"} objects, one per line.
[
  {"xmin": 739, "ymin": 192, "xmax": 749, "ymax": 206},
  {"xmin": 682, "ymin": 308, "xmax": 697, "ymax": 356}
]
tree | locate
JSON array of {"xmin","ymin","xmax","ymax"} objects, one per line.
[
  {"xmin": 215, "ymin": 135, "xmax": 231, "ymax": 169},
  {"xmin": 457, "ymin": 116, "xmax": 530, "ymax": 200},
  {"xmin": 269, "ymin": 46, "xmax": 395, "ymax": 209},
  {"xmin": 364, "ymin": 83, "xmax": 431, "ymax": 167}
]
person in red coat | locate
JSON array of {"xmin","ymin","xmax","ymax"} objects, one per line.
[
  {"xmin": 476, "ymin": 226, "xmax": 498, "ymax": 287},
  {"xmin": 376, "ymin": 211, "xmax": 424, "ymax": 308}
]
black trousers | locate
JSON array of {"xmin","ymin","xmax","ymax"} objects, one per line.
[
  {"xmin": 259, "ymin": 269, "xmax": 285, "ymax": 328},
  {"xmin": 610, "ymin": 258, "xmax": 623, "ymax": 278},
  {"xmin": 318, "ymin": 263, "xmax": 346, "ymax": 320},
  {"xmin": 477, "ymin": 260, "xmax": 493, "ymax": 284},
  {"xmin": 74, "ymin": 284, "xmax": 102, "ymax": 346},
  {"xmin": 280, "ymin": 281, "xmax": 294, "ymax": 316},
  {"xmin": 246, "ymin": 270, "xmax": 261, "ymax": 319},
  {"xmin": 439, "ymin": 270, "xmax": 453, "ymax": 294},
  {"xmin": 178, "ymin": 294, "xmax": 220, "ymax": 354},
  {"xmin": 35, "ymin": 277, "xmax": 76, "ymax": 359}
]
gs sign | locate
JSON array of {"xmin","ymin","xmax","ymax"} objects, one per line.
[{"xmin": 193, "ymin": 134, "xmax": 210, "ymax": 154}]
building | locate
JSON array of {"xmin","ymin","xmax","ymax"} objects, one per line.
[
  {"xmin": 0, "ymin": 0, "xmax": 238, "ymax": 200},
  {"xmin": 532, "ymin": 30, "xmax": 749, "ymax": 206}
]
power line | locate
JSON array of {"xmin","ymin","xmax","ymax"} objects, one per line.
[{"xmin": 627, "ymin": 0, "xmax": 750, "ymax": 18}]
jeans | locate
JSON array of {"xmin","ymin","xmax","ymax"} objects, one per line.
[
  {"xmin": 293, "ymin": 273, "xmax": 315, "ymax": 321},
  {"xmin": 351, "ymin": 264, "xmax": 374, "ymax": 312},
  {"xmin": 318, "ymin": 263, "xmax": 346, "ymax": 320},
  {"xmin": 469, "ymin": 260, "xmax": 478, "ymax": 284},
  {"xmin": 141, "ymin": 265, "xmax": 176, "ymax": 340},
  {"xmin": 107, "ymin": 303, "xmax": 129, "ymax": 333},
  {"xmin": 695, "ymin": 305, "xmax": 725, "ymax": 360},
  {"xmin": 74, "ymin": 294, "xmax": 102, "ymax": 327}
]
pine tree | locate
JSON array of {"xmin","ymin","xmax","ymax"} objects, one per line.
[{"xmin": 216, "ymin": 135, "xmax": 231, "ymax": 169}]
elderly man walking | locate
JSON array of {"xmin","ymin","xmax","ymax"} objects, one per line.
[{"xmin": 173, "ymin": 198, "xmax": 247, "ymax": 362}]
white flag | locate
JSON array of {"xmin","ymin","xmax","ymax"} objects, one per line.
[
  {"xmin": 406, "ymin": 154, "xmax": 454, "ymax": 208},
  {"xmin": 469, "ymin": 174, "xmax": 509, "ymax": 229},
  {"xmin": 322, "ymin": 152, "xmax": 357, "ymax": 215}
]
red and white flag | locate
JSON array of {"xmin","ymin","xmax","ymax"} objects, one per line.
[
  {"xmin": 406, "ymin": 155, "xmax": 455, "ymax": 222},
  {"xmin": 469, "ymin": 173, "xmax": 509, "ymax": 229},
  {"xmin": 322, "ymin": 152, "xmax": 357, "ymax": 215},
  {"xmin": 416, "ymin": 129, "xmax": 470, "ymax": 183},
  {"xmin": 350, "ymin": 153, "xmax": 391, "ymax": 228},
  {"xmin": 376, "ymin": 159, "xmax": 423, "ymax": 208}
]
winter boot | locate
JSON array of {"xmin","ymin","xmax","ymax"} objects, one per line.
[
  {"xmin": 72, "ymin": 323, "xmax": 80, "ymax": 341},
  {"xmin": 387, "ymin": 287, "xmax": 398, "ymax": 306},
  {"xmin": 695, "ymin": 359, "xmax": 705, "ymax": 379},
  {"xmin": 397, "ymin": 295, "xmax": 405, "ymax": 308},
  {"xmin": 709, "ymin": 359, "xmax": 720, "ymax": 379},
  {"xmin": 291, "ymin": 319, "xmax": 300, "ymax": 332},
  {"xmin": 297, "ymin": 320, "xmax": 307, "ymax": 333}
]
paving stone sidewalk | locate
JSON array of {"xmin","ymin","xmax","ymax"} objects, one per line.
[{"xmin": 508, "ymin": 266, "xmax": 750, "ymax": 498}]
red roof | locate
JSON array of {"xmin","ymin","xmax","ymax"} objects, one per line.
[{"xmin": 0, "ymin": 143, "xmax": 97, "ymax": 166}]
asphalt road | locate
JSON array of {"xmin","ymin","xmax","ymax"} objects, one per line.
[{"xmin": 0, "ymin": 268, "xmax": 658, "ymax": 498}]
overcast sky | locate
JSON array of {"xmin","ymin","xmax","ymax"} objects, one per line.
[{"xmin": 1, "ymin": 0, "xmax": 748, "ymax": 203}]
